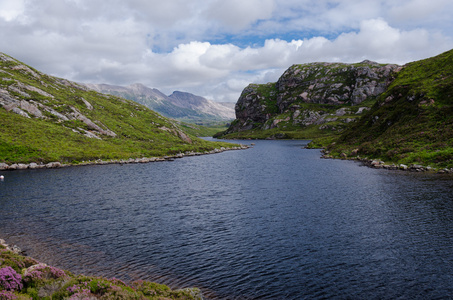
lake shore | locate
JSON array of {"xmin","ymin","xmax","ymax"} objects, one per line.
[
  {"xmin": 0, "ymin": 144, "xmax": 249, "ymax": 171},
  {"xmin": 0, "ymin": 238, "xmax": 205, "ymax": 299},
  {"xmin": 320, "ymin": 151, "xmax": 453, "ymax": 174}
]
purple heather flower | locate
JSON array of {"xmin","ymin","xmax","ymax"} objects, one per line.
[
  {"xmin": 23, "ymin": 263, "xmax": 67, "ymax": 282},
  {"xmin": 0, "ymin": 267, "xmax": 23, "ymax": 291},
  {"xmin": 0, "ymin": 290, "xmax": 18, "ymax": 300}
]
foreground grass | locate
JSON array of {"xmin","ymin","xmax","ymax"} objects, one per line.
[{"xmin": 0, "ymin": 242, "xmax": 202, "ymax": 300}]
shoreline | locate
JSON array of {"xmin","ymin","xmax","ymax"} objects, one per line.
[
  {"xmin": 320, "ymin": 151, "xmax": 453, "ymax": 174},
  {"xmin": 0, "ymin": 144, "xmax": 249, "ymax": 171},
  {"xmin": 0, "ymin": 238, "xmax": 205, "ymax": 299}
]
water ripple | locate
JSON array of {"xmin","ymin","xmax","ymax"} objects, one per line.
[{"xmin": 1, "ymin": 140, "xmax": 453, "ymax": 299}]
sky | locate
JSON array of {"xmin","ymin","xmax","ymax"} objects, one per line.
[{"xmin": 1, "ymin": 0, "xmax": 452, "ymax": 102}]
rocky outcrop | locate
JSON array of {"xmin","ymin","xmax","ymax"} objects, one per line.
[
  {"xmin": 276, "ymin": 61, "xmax": 399, "ymax": 110},
  {"xmin": 224, "ymin": 61, "xmax": 400, "ymax": 135},
  {"xmin": 0, "ymin": 53, "xmax": 118, "ymax": 140}
]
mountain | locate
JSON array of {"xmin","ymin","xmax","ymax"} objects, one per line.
[
  {"xmin": 85, "ymin": 83, "xmax": 235, "ymax": 122},
  {"xmin": 0, "ymin": 52, "xmax": 236, "ymax": 165},
  {"xmin": 168, "ymin": 91, "xmax": 235, "ymax": 120},
  {"xmin": 218, "ymin": 60, "xmax": 400, "ymax": 139},
  {"xmin": 323, "ymin": 49, "xmax": 453, "ymax": 169}
]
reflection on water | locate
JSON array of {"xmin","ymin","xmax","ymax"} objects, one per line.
[{"xmin": 1, "ymin": 140, "xmax": 452, "ymax": 299}]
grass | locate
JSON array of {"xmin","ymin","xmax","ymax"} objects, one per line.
[{"xmin": 0, "ymin": 52, "xmax": 238, "ymax": 164}]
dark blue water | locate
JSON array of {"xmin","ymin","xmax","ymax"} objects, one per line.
[{"xmin": 1, "ymin": 139, "xmax": 453, "ymax": 299}]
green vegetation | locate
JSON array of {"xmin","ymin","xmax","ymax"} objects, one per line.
[
  {"xmin": 319, "ymin": 49, "xmax": 453, "ymax": 169},
  {"xmin": 0, "ymin": 243, "xmax": 202, "ymax": 299},
  {"xmin": 0, "ymin": 53, "xmax": 237, "ymax": 164},
  {"xmin": 177, "ymin": 121, "xmax": 230, "ymax": 137}
]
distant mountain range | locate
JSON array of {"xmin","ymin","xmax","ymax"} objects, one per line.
[{"xmin": 84, "ymin": 83, "xmax": 235, "ymax": 122}]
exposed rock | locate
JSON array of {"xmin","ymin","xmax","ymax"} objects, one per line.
[
  {"xmin": 159, "ymin": 126, "xmax": 192, "ymax": 143},
  {"xmin": 20, "ymin": 100, "xmax": 43, "ymax": 118},
  {"xmin": 15, "ymin": 81, "xmax": 54, "ymax": 98},
  {"xmin": 399, "ymin": 164, "xmax": 408, "ymax": 170},
  {"xmin": 11, "ymin": 107, "xmax": 30, "ymax": 118},
  {"xmin": 69, "ymin": 106, "xmax": 117, "ymax": 137},
  {"xmin": 356, "ymin": 107, "xmax": 370, "ymax": 114},
  {"xmin": 276, "ymin": 62, "xmax": 399, "ymax": 110},
  {"xmin": 29, "ymin": 163, "xmax": 41, "ymax": 169},
  {"xmin": 81, "ymin": 97, "xmax": 93, "ymax": 110},
  {"xmin": 335, "ymin": 108, "xmax": 350, "ymax": 116},
  {"xmin": 45, "ymin": 162, "xmax": 62, "ymax": 168},
  {"xmin": 224, "ymin": 61, "xmax": 399, "ymax": 135}
]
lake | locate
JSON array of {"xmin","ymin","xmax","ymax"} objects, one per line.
[{"xmin": 1, "ymin": 139, "xmax": 452, "ymax": 299}]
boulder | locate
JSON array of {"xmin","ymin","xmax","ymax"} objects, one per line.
[
  {"xmin": 399, "ymin": 164, "xmax": 408, "ymax": 170},
  {"xmin": 45, "ymin": 162, "xmax": 62, "ymax": 168},
  {"xmin": 28, "ymin": 163, "xmax": 39, "ymax": 169}
]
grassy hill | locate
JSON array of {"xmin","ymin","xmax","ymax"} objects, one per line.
[
  {"xmin": 0, "ymin": 52, "xmax": 236, "ymax": 165},
  {"xmin": 319, "ymin": 49, "xmax": 453, "ymax": 169}
]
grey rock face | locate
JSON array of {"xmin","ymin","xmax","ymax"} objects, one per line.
[
  {"xmin": 275, "ymin": 62, "xmax": 399, "ymax": 111},
  {"xmin": 226, "ymin": 61, "xmax": 400, "ymax": 134}
]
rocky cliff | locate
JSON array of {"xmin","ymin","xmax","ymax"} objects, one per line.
[{"xmin": 222, "ymin": 61, "xmax": 400, "ymax": 138}]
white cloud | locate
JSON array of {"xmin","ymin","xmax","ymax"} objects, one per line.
[
  {"xmin": 205, "ymin": 0, "xmax": 274, "ymax": 31},
  {"xmin": 0, "ymin": 0, "xmax": 452, "ymax": 103},
  {"xmin": 0, "ymin": 0, "xmax": 25, "ymax": 21}
]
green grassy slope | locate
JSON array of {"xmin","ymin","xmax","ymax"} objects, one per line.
[
  {"xmin": 0, "ymin": 53, "xmax": 235, "ymax": 164},
  {"xmin": 322, "ymin": 49, "xmax": 453, "ymax": 168}
]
